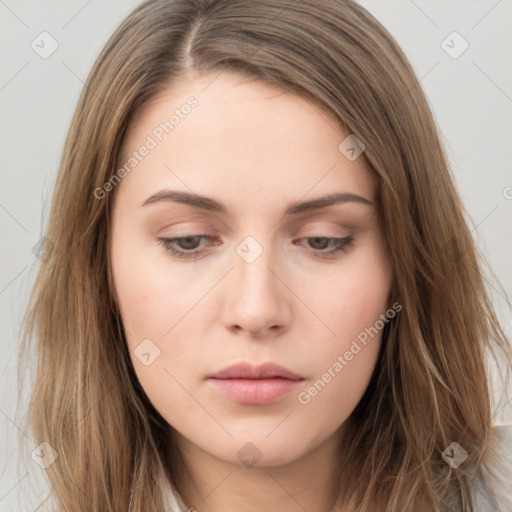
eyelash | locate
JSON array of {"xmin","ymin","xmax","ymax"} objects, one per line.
[{"xmin": 157, "ymin": 234, "xmax": 354, "ymax": 260}]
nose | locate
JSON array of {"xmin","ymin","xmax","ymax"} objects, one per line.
[{"xmin": 221, "ymin": 245, "xmax": 291, "ymax": 338}]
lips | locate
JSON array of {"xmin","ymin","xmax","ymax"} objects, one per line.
[
  {"xmin": 207, "ymin": 362, "xmax": 305, "ymax": 405},
  {"xmin": 208, "ymin": 362, "xmax": 304, "ymax": 381}
]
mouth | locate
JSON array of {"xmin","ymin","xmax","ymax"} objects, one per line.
[{"xmin": 207, "ymin": 362, "xmax": 306, "ymax": 405}]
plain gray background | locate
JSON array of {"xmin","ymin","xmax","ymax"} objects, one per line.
[{"xmin": 1, "ymin": 1, "xmax": 511, "ymax": 509}]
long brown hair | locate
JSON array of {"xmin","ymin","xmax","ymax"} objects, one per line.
[{"xmin": 18, "ymin": 0, "xmax": 511, "ymax": 510}]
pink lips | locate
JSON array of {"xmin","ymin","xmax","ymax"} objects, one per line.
[{"xmin": 207, "ymin": 362, "xmax": 305, "ymax": 405}]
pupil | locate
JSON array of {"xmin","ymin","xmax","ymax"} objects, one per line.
[
  {"xmin": 310, "ymin": 237, "xmax": 328, "ymax": 250},
  {"xmin": 180, "ymin": 236, "xmax": 200, "ymax": 250}
]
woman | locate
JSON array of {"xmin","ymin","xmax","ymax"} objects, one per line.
[{"xmin": 18, "ymin": 0, "xmax": 512, "ymax": 510}]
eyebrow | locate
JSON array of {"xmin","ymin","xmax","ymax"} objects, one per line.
[{"xmin": 141, "ymin": 190, "xmax": 372, "ymax": 215}]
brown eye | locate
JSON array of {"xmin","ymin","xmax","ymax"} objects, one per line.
[
  {"xmin": 295, "ymin": 236, "xmax": 354, "ymax": 258},
  {"xmin": 158, "ymin": 235, "xmax": 213, "ymax": 258}
]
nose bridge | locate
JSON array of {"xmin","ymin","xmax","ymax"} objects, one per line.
[
  {"xmin": 223, "ymin": 233, "xmax": 288, "ymax": 334},
  {"xmin": 234, "ymin": 234, "xmax": 279, "ymax": 300}
]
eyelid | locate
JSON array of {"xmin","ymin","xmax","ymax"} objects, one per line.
[
  {"xmin": 292, "ymin": 219, "xmax": 352, "ymax": 233},
  {"xmin": 157, "ymin": 221, "xmax": 213, "ymax": 234}
]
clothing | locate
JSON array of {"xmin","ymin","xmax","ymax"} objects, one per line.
[{"xmin": 164, "ymin": 424, "xmax": 512, "ymax": 511}]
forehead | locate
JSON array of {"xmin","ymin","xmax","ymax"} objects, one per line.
[{"xmin": 116, "ymin": 71, "xmax": 376, "ymax": 212}]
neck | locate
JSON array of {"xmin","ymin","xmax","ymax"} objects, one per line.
[{"xmin": 171, "ymin": 429, "xmax": 353, "ymax": 512}]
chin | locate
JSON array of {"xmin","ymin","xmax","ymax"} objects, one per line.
[{"xmin": 195, "ymin": 430, "xmax": 316, "ymax": 469}]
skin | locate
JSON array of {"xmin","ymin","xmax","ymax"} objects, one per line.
[{"xmin": 110, "ymin": 70, "xmax": 393, "ymax": 512}]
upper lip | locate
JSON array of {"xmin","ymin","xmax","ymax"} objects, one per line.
[{"xmin": 208, "ymin": 362, "xmax": 304, "ymax": 380}]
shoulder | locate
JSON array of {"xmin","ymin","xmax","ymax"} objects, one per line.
[{"xmin": 472, "ymin": 424, "xmax": 512, "ymax": 511}]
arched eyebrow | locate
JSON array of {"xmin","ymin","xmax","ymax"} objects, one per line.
[{"xmin": 140, "ymin": 190, "xmax": 373, "ymax": 215}]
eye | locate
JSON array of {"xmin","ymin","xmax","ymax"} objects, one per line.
[
  {"xmin": 158, "ymin": 234, "xmax": 215, "ymax": 259},
  {"xmin": 158, "ymin": 234, "xmax": 354, "ymax": 260},
  {"xmin": 295, "ymin": 236, "xmax": 354, "ymax": 259}
]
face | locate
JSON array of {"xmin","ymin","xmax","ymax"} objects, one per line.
[{"xmin": 110, "ymin": 70, "xmax": 393, "ymax": 469}]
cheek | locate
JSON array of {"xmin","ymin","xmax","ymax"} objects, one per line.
[
  {"xmin": 110, "ymin": 246, "xmax": 201, "ymax": 417},
  {"xmin": 110, "ymin": 239, "xmax": 215, "ymax": 403},
  {"xmin": 111, "ymin": 239, "xmax": 199, "ymax": 340},
  {"xmin": 296, "ymin": 240, "xmax": 392, "ymax": 398},
  {"xmin": 310, "ymin": 241, "xmax": 392, "ymax": 345}
]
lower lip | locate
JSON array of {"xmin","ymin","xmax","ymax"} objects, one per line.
[{"xmin": 208, "ymin": 377, "xmax": 304, "ymax": 405}]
